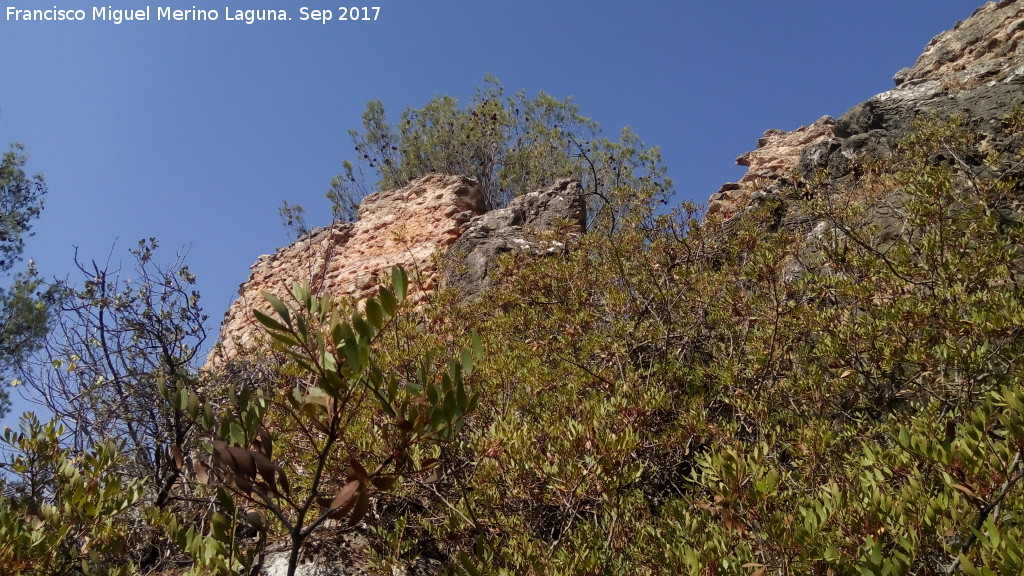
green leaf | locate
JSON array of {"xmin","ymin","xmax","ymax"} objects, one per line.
[
  {"xmin": 378, "ymin": 287, "xmax": 397, "ymax": 318},
  {"xmin": 897, "ymin": 427, "xmax": 911, "ymax": 450},
  {"xmin": 228, "ymin": 422, "xmax": 246, "ymax": 447},
  {"xmin": 352, "ymin": 312, "xmax": 374, "ymax": 342},
  {"xmin": 203, "ymin": 403, "xmax": 214, "ymax": 430},
  {"xmin": 392, "ymin": 266, "xmax": 408, "ymax": 302},
  {"xmin": 342, "ymin": 339, "xmax": 363, "ymax": 375},
  {"xmin": 450, "ymin": 358, "xmax": 464, "ymax": 389},
  {"xmin": 444, "ymin": 389, "xmax": 458, "ymax": 421},
  {"xmin": 430, "ymin": 405, "xmax": 446, "ymax": 431},
  {"xmin": 460, "ymin": 346, "xmax": 474, "ymax": 378},
  {"xmin": 330, "ymin": 310, "xmax": 346, "ymax": 347},
  {"xmin": 368, "ymin": 361, "xmax": 384, "ymax": 387},
  {"xmin": 456, "ymin": 377, "xmax": 468, "ymax": 412},
  {"xmin": 283, "ymin": 347, "xmax": 318, "ymax": 373},
  {"xmin": 253, "ymin": 309, "xmax": 289, "ymax": 334},
  {"xmin": 458, "ymin": 551, "xmax": 482, "ymax": 576},
  {"xmin": 304, "ymin": 387, "xmax": 332, "ymax": 409},
  {"xmin": 215, "ymin": 488, "xmax": 235, "ymax": 514},
  {"xmin": 209, "ymin": 511, "xmax": 231, "ymax": 540},
  {"xmin": 471, "ymin": 331, "xmax": 483, "ymax": 359},
  {"xmin": 261, "ymin": 291, "xmax": 291, "ymax": 327},
  {"xmin": 371, "ymin": 384, "xmax": 397, "ymax": 418},
  {"xmin": 186, "ymin": 390, "xmax": 200, "ymax": 419},
  {"xmin": 290, "ymin": 280, "xmax": 310, "ymax": 307},
  {"xmin": 268, "ymin": 329, "xmax": 300, "ymax": 349},
  {"xmin": 175, "ymin": 389, "xmax": 190, "ymax": 412},
  {"xmin": 322, "ymin": 370, "xmax": 345, "ymax": 396},
  {"xmin": 365, "ymin": 299, "xmax": 384, "ymax": 331}
]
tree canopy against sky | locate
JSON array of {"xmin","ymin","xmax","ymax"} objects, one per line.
[{"xmin": 0, "ymin": 143, "xmax": 48, "ymax": 416}]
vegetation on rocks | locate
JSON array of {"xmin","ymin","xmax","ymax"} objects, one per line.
[
  {"xmin": 321, "ymin": 76, "xmax": 671, "ymax": 222},
  {"xmin": 2, "ymin": 95, "xmax": 1024, "ymax": 576}
]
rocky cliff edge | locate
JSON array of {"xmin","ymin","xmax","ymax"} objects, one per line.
[
  {"xmin": 708, "ymin": 0, "xmax": 1024, "ymax": 218},
  {"xmin": 209, "ymin": 174, "xmax": 586, "ymax": 365}
]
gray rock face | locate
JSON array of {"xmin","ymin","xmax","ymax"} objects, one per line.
[
  {"xmin": 818, "ymin": 72, "xmax": 1023, "ymax": 174},
  {"xmin": 713, "ymin": 1, "xmax": 1024, "ymax": 222},
  {"xmin": 892, "ymin": 0, "xmax": 1024, "ymax": 88},
  {"xmin": 708, "ymin": 1, "xmax": 1024, "ymax": 284},
  {"xmin": 259, "ymin": 530, "xmax": 443, "ymax": 575},
  {"xmin": 445, "ymin": 178, "xmax": 587, "ymax": 297},
  {"xmin": 791, "ymin": 2, "xmax": 1024, "ymax": 278},
  {"xmin": 806, "ymin": 1, "xmax": 1024, "ymax": 181}
]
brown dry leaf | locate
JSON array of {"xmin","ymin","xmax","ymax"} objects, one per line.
[
  {"xmin": 424, "ymin": 467, "xmax": 442, "ymax": 484},
  {"xmin": 251, "ymin": 451, "xmax": 277, "ymax": 490},
  {"xmin": 258, "ymin": 428, "xmax": 274, "ymax": 459},
  {"xmin": 371, "ymin": 474, "xmax": 398, "ymax": 490},
  {"xmin": 227, "ymin": 446, "xmax": 257, "ymax": 479},
  {"xmin": 170, "ymin": 444, "xmax": 184, "ymax": 470},
  {"xmin": 330, "ymin": 480, "xmax": 361, "ymax": 512},
  {"xmin": 348, "ymin": 489, "xmax": 371, "ymax": 527},
  {"xmin": 349, "ymin": 458, "xmax": 370, "ymax": 484},
  {"xmin": 194, "ymin": 460, "xmax": 210, "ymax": 486},
  {"xmin": 949, "ymin": 483, "xmax": 977, "ymax": 498},
  {"xmin": 245, "ymin": 510, "xmax": 265, "ymax": 531},
  {"xmin": 213, "ymin": 439, "xmax": 234, "ymax": 471}
]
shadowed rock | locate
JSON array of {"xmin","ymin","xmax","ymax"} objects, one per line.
[{"xmin": 445, "ymin": 178, "xmax": 587, "ymax": 297}]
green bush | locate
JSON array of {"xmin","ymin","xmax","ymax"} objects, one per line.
[
  {"xmin": 326, "ymin": 77, "xmax": 671, "ymax": 217},
  {"xmin": 0, "ymin": 413, "xmax": 143, "ymax": 575},
  {"xmin": 358, "ymin": 112, "xmax": 1024, "ymax": 575},
  {"xmin": 6, "ymin": 104, "xmax": 1023, "ymax": 576},
  {"xmin": 165, "ymin": 267, "xmax": 482, "ymax": 576}
]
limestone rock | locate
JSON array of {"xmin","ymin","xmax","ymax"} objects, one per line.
[
  {"xmin": 708, "ymin": 117, "xmax": 836, "ymax": 217},
  {"xmin": 817, "ymin": 0, "xmax": 1024, "ymax": 189},
  {"xmin": 892, "ymin": 0, "xmax": 1024, "ymax": 88},
  {"xmin": 258, "ymin": 530, "xmax": 442, "ymax": 576},
  {"xmin": 209, "ymin": 174, "xmax": 484, "ymax": 364},
  {"xmin": 210, "ymin": 175, "xmax": 586, "ymax": 365},
  {"xmin": 833, "ymin": 0, "xmax": 1024, "ymax": 149},
  {"xmin": 735, "ymin": 117, "xmax": 838, "ymax": 185},
  {"xmin": 444, "ymin": 178, "xmax": 586, "ymax": 297},
  {"xmin": 709, "ymin": 0, "xmax": 1024, "ymax": 220}
]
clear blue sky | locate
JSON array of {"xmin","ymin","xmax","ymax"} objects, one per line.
[{"xmin": 0, "ymin": 0, "xmax": 985, "ymax": 423}]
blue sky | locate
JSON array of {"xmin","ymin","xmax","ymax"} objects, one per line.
[{"xmin": 0, "ymin": 0, "xmax": 984, "ymax": 422}]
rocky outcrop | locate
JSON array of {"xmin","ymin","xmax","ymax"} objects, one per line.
[
  {"xmin": 892, "ymin": 0, "xmax": 1024, "ymax": 87},
  {"xmin": 210, "ymin": 175, "xmax": 587, "ymax": 364},
  {"xmin": 210, "ymin": 174, "xmax": 485, "ymax": 363},
  {"xmin": 259, "ymin": 531, "xmax": 441, "ymax": 576},
  {"xmin": 825, "ymin": 0, "xmax": 1023, "ymax": 167},
  {"xmin": 806, "ymin": 0, "xmax": 1024, "ymax": 190},
  {"xmin": 708, "ymin": 116, "xmax": 836, "ymax": 217},
  {"xmin": 444, "ymin": 178, "xmax": 587, "ymax": 296},
  {"xmin": 709, "ymin": 0, "xmax": 1024, "ymax": 219}
]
